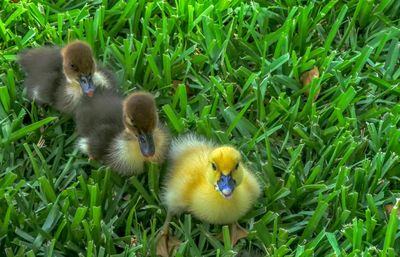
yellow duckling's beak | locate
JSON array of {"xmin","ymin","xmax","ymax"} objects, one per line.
[{"xmin": 215, "ymin": 174, "xmax": 236, "ymax": 199}]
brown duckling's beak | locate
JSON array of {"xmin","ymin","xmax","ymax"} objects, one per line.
[
  {"xmin": 138, "ymin": 133, "xmax": 156, "ymax": 157},
  {"xmin": 138, "ymin": 132, "xmax": 155, "ymax": 157},
  {"xmin": 79, "ymin": 75, "xmax": 95, "ymax": 97}
]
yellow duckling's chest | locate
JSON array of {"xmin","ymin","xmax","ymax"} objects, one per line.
[{"xmin": 189, "ymin": 183, "xmax": 253, "ymax": 224}]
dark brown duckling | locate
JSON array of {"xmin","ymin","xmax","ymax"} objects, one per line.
[
  {"xmin": 18, "ymin": 40, "xmax": 117, "ymax": 114},
  {"xmin": 75, "ymin": 91, "xmax": 169, "ymax": 175}
]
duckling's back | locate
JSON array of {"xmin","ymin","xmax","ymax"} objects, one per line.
[
  {"xmin": 75, "ymin": 91, "xmax": 124, "ymax": 159},
  {"xmin": 163, "ymin": 134, "xmax": 214, "ymax": 212},
  {"xmin": 18, "ymin": 46, "xmax": 64, "ymax": 104}
]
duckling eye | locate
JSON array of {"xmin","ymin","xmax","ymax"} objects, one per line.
[
  {"xmin": 211, "ymin": 162, "xmax": 217, "ymax": 171},
  {"xmin": 70, "ymin": 63, "xmax": 78, "ymax": 71},
  {"xmin": 234, "ymin": 163, "xmax": 239, "ymax": 170}
]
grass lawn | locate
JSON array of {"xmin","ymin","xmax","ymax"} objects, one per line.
[{"xmin": 1, "ymin": 0, "xmax": 400, "ymax": 256}]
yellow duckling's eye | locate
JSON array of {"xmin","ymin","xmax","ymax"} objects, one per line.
[
  {"xmin": 212, "ymin": 162, "xmax": 217, "ymax": 171},
  {"xmin": 234, "ymin": 163, "xmax": 239, "ymax": 170}
]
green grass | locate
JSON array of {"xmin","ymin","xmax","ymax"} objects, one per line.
[{"xmin": 1, "ymin": 0, "xmax": 400, "ymax": 256}]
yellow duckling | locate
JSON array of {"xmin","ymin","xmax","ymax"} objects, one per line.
[{"xmin": 157, "ymin": 134, "xmax": 261, "ymax": 257}]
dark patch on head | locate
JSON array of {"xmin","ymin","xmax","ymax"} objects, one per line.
[
  {"xmin": 123, "ymin": 92, "xmax": 158, "ymax": 133},
  {"xmin": 63, "ymin": 41, "xmax": 95, "ymax": 76}
]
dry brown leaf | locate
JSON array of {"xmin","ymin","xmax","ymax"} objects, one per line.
[
  {"xmin": 172, "ymin": 80, "xmax": 192, "ymax": 96},
  {"xmin": 194, "ymin": 47, "xmax": 203, "ymax": 55},
  {"xmin": 384, "ymin": 203, "xmax": 400, "ymax": 219},
  {"xmin": 37, "ymin": 127, "xmax": 46, "ymax": 148},
  {"xmin": 37, "ymin": 135, "xmax": 46, "ymax": 148},
  {"xmin": 130, "ymin": 235, "xmax": 138, "ymax": 246},
  {"xmin": 300, "ymin": 66, "xmax": 320, "ymax": 100}
]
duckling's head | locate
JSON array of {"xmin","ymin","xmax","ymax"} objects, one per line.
[
  {"xmin": 123, "ymin": 92, "xmax": 158, "ymax": 158},
  {"xmin": 208, "ymin": 146, "xmax": 244, "ymax": 199},
  {"xmin": 62, "ymin": 41, "xmax": 96, "ymax": 96}
]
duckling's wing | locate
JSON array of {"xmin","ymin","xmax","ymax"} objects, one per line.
[
  {"xmin": 75, "ymin": 92, "xmax": 124, "ymax": 136},
  {"xmin": 18, "ymin": 47, "xmax": 62, "ymax": 74},
  {"xmin": 18, "ymin": 47, "xmax": 64, "ymax": 104},
  {"xmin": 93, "ymin": 65, "xmax": 119, "ymax": 92},
  {"xmin": 85, "ymin": 123, "xmax": 123, "ymax": 160},
  {"xmin": 75, "ymin": 92, "xmax": 124, "ymax": 159}
]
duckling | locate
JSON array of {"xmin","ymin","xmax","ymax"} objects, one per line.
[
  {"xmin": 75, "ymin": 91, "xmax": 169, "ymax": 175},
  {"xmin": 156, "ymin": 134, "xmax": 261, "ymax": 257},
  {"xmin": 18, "ymin": 40, "xmax": 117, "ymax": 114}
]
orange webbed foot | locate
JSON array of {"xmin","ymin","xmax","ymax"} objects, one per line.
[
  {"xmin": 230, "ymin": 223, "xmax": 248, "ymax": 246},
  {"xmin": 156, "ymin": 231, "xmax": 180, "ymax": 257},
  {"xmin": 217, "ymin": 223, "xmax": 249, "ymax": 246}
]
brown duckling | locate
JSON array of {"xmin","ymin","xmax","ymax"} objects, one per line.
[
  {"xmin": 18, "ymin": 40, "xmax": 117, "ymax": 114},
  {"xmin": 75, "ymin": 91, "xmax": 169, "ymax": 175}
]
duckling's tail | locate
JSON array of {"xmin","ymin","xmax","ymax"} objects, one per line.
[{"xmin": 169, "ymin": 134, "xmax": 214, "ymax": 162}]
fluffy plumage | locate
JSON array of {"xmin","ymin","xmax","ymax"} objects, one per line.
[
  {"xmin": 163, "ymin": 134, "xmax": 260, "ymax": 223},
  {"xmin": 157, "ymin": 134, "xmax": 261, "ymax": 257},
  {"xmin": 18, "ymin": 41, "xmax": 117, "ymax": 114},
  {"xmin": 75, "ymin": 91, "xmax": 169, "ymax": 175},
  {"xmin": 75, "ymin": 91, "xmax": 123, "ymax": 159}
]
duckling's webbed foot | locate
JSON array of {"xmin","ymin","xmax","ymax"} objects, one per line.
[
  {"xmin": 156, "ymin": 231, "xmax": 180, "ymax": 257},
  {"xmin": 217, "ymin": 223, "xmax": 249, "ymax": 246},
  {"xmin": 229, "ymin": 222, "xmax": 249, "ymax": 246},
  {"xmin": 156, "ymin": 212, "xmax": 180, "ymax": 257}
]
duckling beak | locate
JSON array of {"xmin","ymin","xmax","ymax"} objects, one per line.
[
  {"xmin": 79, "ymin": 75, "xmax": 95, "ymax": 97},
  {"xmin": 138, "ymin": 133, "xmax": 155, "ymax": 157},
  {"xmin": 216, "ymin": 174, "xmax": 236, "ymax": 199}
]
